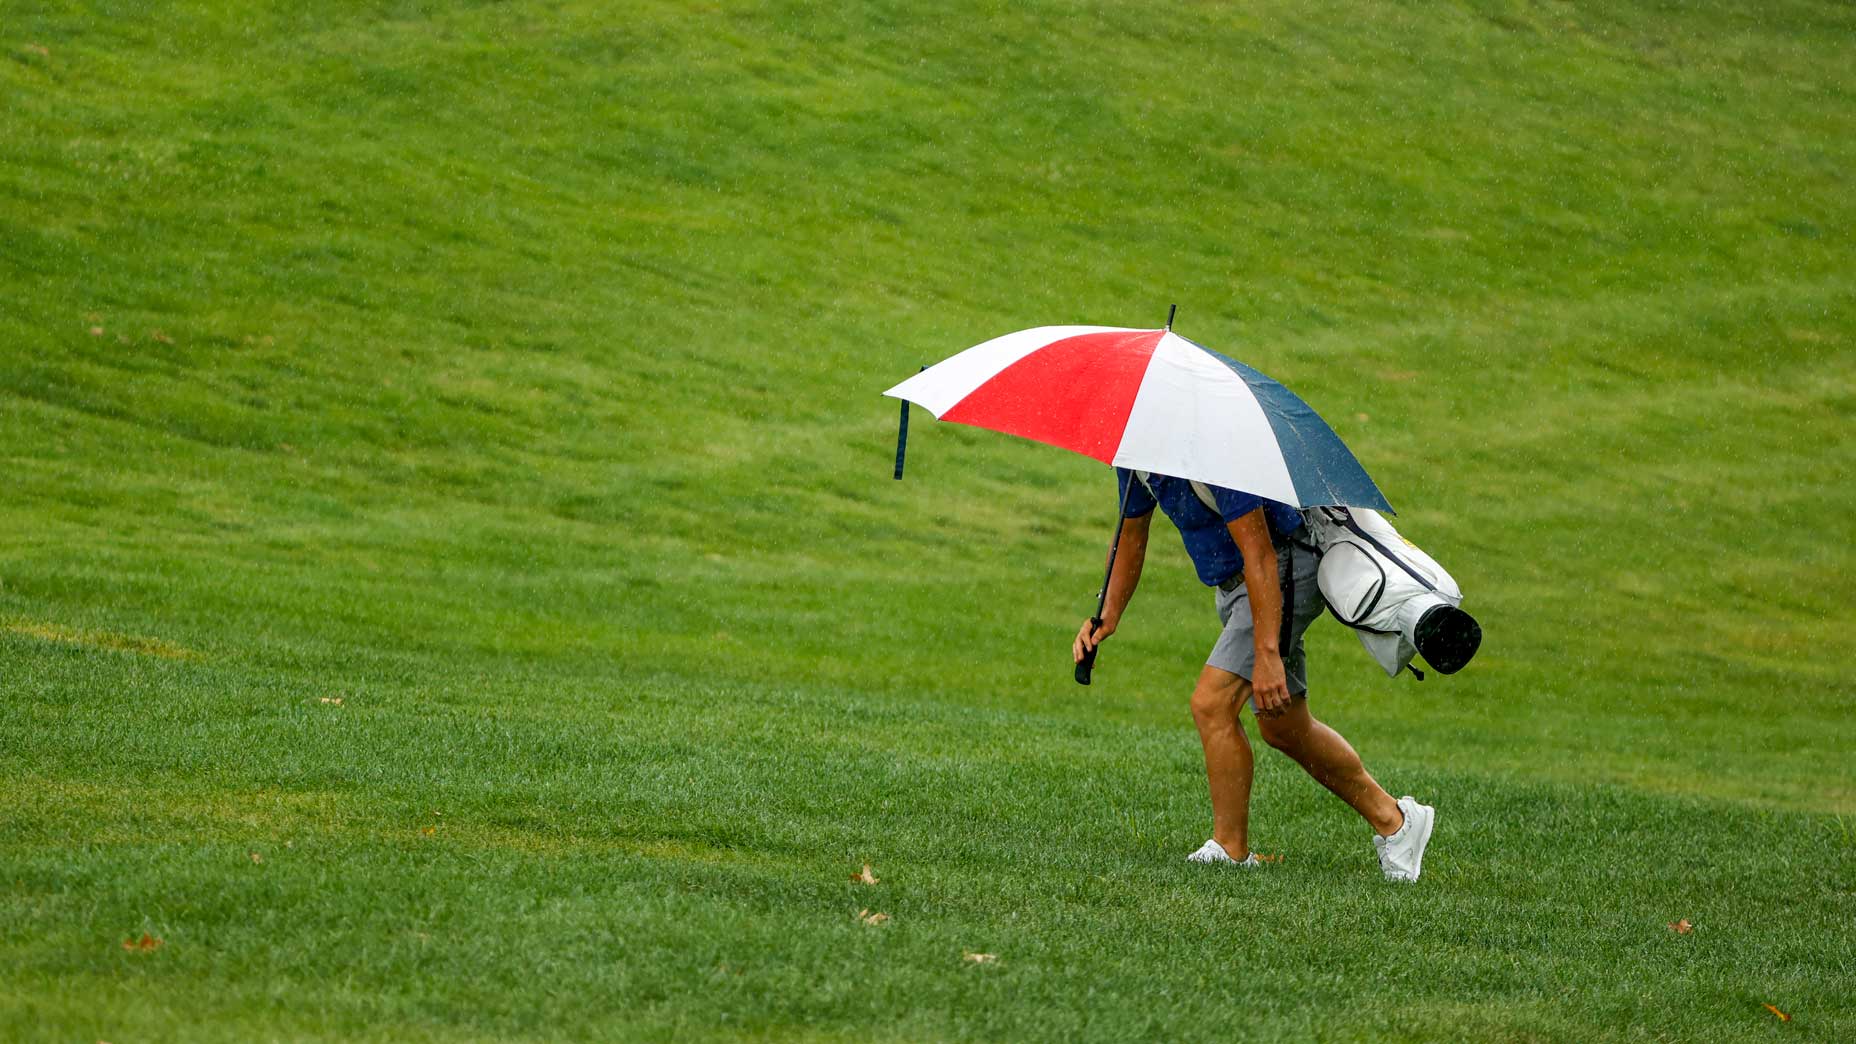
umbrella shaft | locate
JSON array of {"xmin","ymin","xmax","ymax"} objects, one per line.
[
  {"xmin": 1092, "ymin": 476, "xmax": 1133, "ymax": 623},
  {"xmin": 893, "ymin": 398, "xmax": 911, "ymax": 480}
]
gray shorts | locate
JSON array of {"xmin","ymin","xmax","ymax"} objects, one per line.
[{"xmin": 1209, "ymin": 542, "xmax": 1325, "ymax": 696}]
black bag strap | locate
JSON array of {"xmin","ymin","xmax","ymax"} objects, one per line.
[
  {"xmin": 1324, "ymin": 508, "xmax": 1437, "ymax": 593},
  {"xmin": 1281, "ymin": 542, "xmax": 1295, "ymax": 655}
]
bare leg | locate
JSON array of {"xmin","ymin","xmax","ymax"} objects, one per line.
[
  {"xmin": 1189, "ymin": 665, "xmax": 1255, "ymax": 858},
  {"xmin": 1256, "ymin": 698, "xmax": 1403, "ymax": 836}
]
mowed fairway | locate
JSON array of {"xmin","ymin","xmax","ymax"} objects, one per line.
[{"xmin": 3, "ymin": 1, "xmax": 1854, "ymax": 1040}]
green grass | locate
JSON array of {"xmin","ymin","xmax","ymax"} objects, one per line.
[{"xmin": 3, "ymin": 0, "xmax": 1854, "ymax": 1039}]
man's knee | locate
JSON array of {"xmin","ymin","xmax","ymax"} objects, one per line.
[{"xmin": 1189, "ymin": 671, "xmax": 1244, "ymax": 729}]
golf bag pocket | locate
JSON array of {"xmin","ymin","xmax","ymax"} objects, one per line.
[{"xmin": 1319, "ymin": 541, "xmax": 1391, "ymax": 629}]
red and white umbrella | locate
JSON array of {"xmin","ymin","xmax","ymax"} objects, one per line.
[{"xmin": 884, "ymin": 324, "xmax": 1390, "ymax": 512}]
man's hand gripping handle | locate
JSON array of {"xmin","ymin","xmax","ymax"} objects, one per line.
[{"xmin": 1074, "ymin": 617, "xmax": 1105, "ymax": 685}]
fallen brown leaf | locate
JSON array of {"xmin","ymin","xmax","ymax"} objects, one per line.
[
  {"xmin": 851, "ymin": 864, "xmax": 878, "ymax": 885},
  {"xmin": 1668, "ymin": 919, "xmax": 1692, "ymax": 935},
  {"xmin": 121, "ymin": 933, "xmax": 162, "ymax": 952},
  {"xmin": 150, "ymin": 331, "xmax": 174, "ymax": 344},
  {"xmin": 421, "ymin": 825, "xmax": 436, "ymax": 836},
  {"xmin": 27, "ymin": 43, "xmax": 49, "ymax": 57},
  {"xmin": 318, "ymin": 696, "xmax": 343, "ymax": 705},
  {"xmin": 1763, "ymin": 1003, "xmax": 1791, "ymax": 1022},
  {"xmin": 249, "ymin": 851, "xmax": 263, "ymax": 864},
  {"xmin": 89, "ymin": 326, "xmax": 103, "ymax": 337},
  {"xmin": 962, "ymin": 951, "xmax": 997, "ymax": 964},
  {"xmin": 855, "ymin": 908, "xmax": 889, "ymax": 926}
]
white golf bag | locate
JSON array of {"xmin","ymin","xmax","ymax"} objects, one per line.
[{"xmin": 1300, "ymin": 507, "xmax": 1479, "ymax": 679}]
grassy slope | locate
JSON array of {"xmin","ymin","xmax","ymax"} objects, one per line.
[{"xmin": 2, "ymin": 0, "xmax": 1853, "ymax": 1039}]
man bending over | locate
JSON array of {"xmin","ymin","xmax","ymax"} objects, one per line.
[{"xmin": 1071, "ymin": 470, "xmax": 1435, "ymax": 881}]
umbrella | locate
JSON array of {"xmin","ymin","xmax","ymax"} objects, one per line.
[
  {"xmin": 884, "ymin": 315, "xmax": 1391, "ymax": 683},
  {"xmin": 885, "ymin": 320, "xmax": 1389, "ymax": 511}
]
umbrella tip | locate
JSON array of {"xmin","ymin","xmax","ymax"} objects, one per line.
[{"xmin": 1165, "ymin": 304, "xmax": 1177, "ymax": 331}]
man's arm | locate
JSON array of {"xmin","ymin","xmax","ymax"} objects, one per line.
[
  {"xmin": 1073, "ymin": 511, "xmax": 1151, "ymax": 664},
  {"xmin": 1227, "ymin": 508, "xmax": 1290, "ymax": 714}
]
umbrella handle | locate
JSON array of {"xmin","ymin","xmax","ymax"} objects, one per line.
[{"xmin": 1074, "ymin": 617, "xmax": 1103, "ymax": 685}]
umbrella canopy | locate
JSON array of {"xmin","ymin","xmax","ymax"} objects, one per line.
[{"xmin": 884, "ymin": 325, "xmax": 1392, "ymax": 512}]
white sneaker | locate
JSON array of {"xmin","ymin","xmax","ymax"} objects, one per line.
[
  {"xmin": 1373, "ymin": 797, "xmax": 1435, "ymax": 882},
  {"xmin": 1186, "ymin": 839, "xmax": 1261, "ymax": 867}
]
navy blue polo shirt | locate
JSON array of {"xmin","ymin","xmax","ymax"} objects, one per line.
[{"xmin": 1117, "ymin": 469, "xmax": 1305, "ymax": 587}]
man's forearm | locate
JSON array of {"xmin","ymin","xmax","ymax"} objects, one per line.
[{"xmin": 1243, "ymin": 550, "xmax": 1282, "ymax": 657}]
